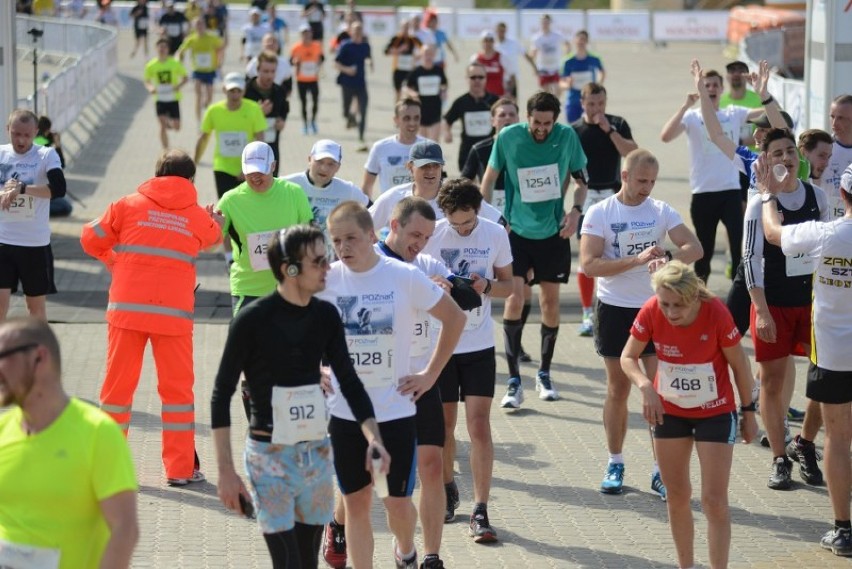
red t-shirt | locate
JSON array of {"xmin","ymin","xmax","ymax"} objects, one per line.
[
  {"xmin": 630, "ymin": 296, "xmax": 741, "ymax": 418},
  {"xmin": 474, "ymin": 52, "xmax": 504, "ymax": 97}
]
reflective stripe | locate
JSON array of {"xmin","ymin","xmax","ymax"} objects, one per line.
[
  {"xmin": 108, "ymin": 302, "xmax": 193, "ymax": 320},
  {"xmin": 101, "ymin": 403, "xmax": 132, "ymax": 414},
  {"xmin": 90, "ymin": 221, "xmax": 107, "ymax": 238},
  {"xmin": 114, "ymin": 244, "xmax": 196, "ymax": 265},
  {"xmin": 162, "ymin": 403, "xmax": 194, "ymax": 413},
  {"xmin": 162, "ymin": 422, "xmax": 195, "ymax": 431}
]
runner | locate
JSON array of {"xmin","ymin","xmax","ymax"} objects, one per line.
[
  {"xmin": 129, "ymin": 0, "xmax": 150, "ymax": 58},
  {"xmin": 244, "ymin": 51, "xmax": 289, "ymax": 176},
  {"xmin": 158, "ymin": 0, "xmax": 187, "ymax": 55},
  {"xmin": 571, "ymin": 82, "xmax": 638, "ymax": 337},
  {"xmin": 528, "ymin": 14, "xmax": 564, "ymax": 97},
  {"xmin": 317, "ymin": 201, "xmax": 464, "ymax": 569},
  {"xmin": 176, "ymin": 17, "xmax": 225, "ymax": 123},
  {"xmin": 361, "ymin": 98, "xmax": 426, "ymax": 200},
  {"xmin": 423, "ymin": 178, "xmax": 513, "ymax": 544},
  {"xmin": 144, "ymin": 38, "xmax": 188, "ymax": 149},
  {"xmin": 479, "ymin": 92, "xmax": 588, "ymax": 407},
  {"xmin": 404, "ymin": 44, "xmax": 447, "ymax": 143},
  {"xmin": 442, "ymin": 63, "xmax": 498, "ymax": 173},
  {"xmin": 762, "ymin": 161, "xmax": 852, "ymax": 556},
  {"xmin": 335, "ymin": 22, "xmax": 372, "ymax": 152},
  {"xmin": 622, "ymin": 261, "xmax": 757, "ymax": 569},
  {"xmin": 242, "ymin": 8, "xmax": 268, "ymax": 63},
  {"xmin": 211, "ymin": 224, "xmax": 390, "ymax": 569},
  {"xmin": 470, "ymin": 31, "xmax": 504, "ymax": 98},
  {"xmin": 384, "ymin": 19, "xmax": 422, "ymax": 102},
  {"xmin": 290, "ymin": 23, "xmax": 324, "ymax": 136},
  {"xmin": 560, "ymin": 30, "xmax": 604, "ymax": 123},
  {"xmin": 580, "ymin": 148, "xmax": 702, "ymax": 497}
]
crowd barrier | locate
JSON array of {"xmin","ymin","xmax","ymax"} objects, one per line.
[{"xmin": 16, "ymin": 15, "xmax": 118, "ymax": 133}]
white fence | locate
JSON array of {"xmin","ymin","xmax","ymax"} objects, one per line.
[{"xmin": 16, "ymin": 15, "xmax": 118, "ymax": 133}]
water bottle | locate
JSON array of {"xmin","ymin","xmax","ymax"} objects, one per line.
[{"xmin": 372, "ymin": 448, "xmax": 388, "ymax": 498}]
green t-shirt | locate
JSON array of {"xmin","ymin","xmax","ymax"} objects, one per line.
[
  {"xmin": 488, "ymin": 122, "xmax": 588, "ymax": 239},
  {"xmin": 178, "ymin": 32, "xmax": 223, "ymax": 72},
  {"xmin": 143, "ymin": 57, "xmax": 187, "ymax": 102},
  {"xmin": 217, "ymin": 178, "xmax": 314, "ymax": 296},
  {"xmin": 0, "ymin": 398, "xmax": 138, "ymax": 569},
  {"xmin": 201, "ymin": 99, "xmax": 268, "ymax": 176}
]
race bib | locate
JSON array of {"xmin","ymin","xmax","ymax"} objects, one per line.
[
  {"xmin": 539, "ymin": 46, "xmax": 559, "ymax": 70},
  {"xmin": 248, "ymin": 230, "xmax": 276, "ymax": 271},
  {"xmin": 195, "ymin": 52, "xmax": 213, "ymax": 69},
  {"xmin": 271, "ymin": 384, "xmax": 328, "ymax": 445},
  {"xmin": 410, "ymin": 316, "xmax": 430, "ymax": 358},
  {"xmin": 136, "ymin": 16, "xmax": 148, "ymax": 30},
  {"xmin": 166, "ymin": 23, "xmax": 182, "ymax": 37},
  {"xmin": 463, "ymin": 111, "xmax": 491, "ymax": 137},
  {"xmin": 263, "ymin": 117, "xmax": 277, "ymax": 143},
  {"xmin": 464, "ymin": 305, "xmax": 486, "ymax": 331},
  {"xmin": 571, "ymin": 70, "xmax": 593, "ymax": 90},
  {"xmin": 0, "ymin": 540, "xmax": 60, "ymax": 569},
  {"xmin": 348, "ymin": 334, "xmax": 394, "ymax": 388},
  {"xmin": 300, "ymin": 61, "xmax": 318, "ymax": 78},
  {"xmin": 0, "ymin": 195, "xmax": 36, "ymax": 221},
  {"xmin": 397, "ymin": 54, "xmax": 414, "ymax": 71},
  {"xmin": 831, "ymin": 196, "xmax": 846, "ymax": 220},
  {"xmin": 387, "ymin": 165, "xmax": 411, "ymax": 187},
  {"xmin": 156, "ymin": 84, "xmax": 176, "ymax": 102},
  {"xmin": 786, "ymin": 251, "xmax": 815, "ymax": 277},
  {"xmin": 582, "ymin": 188, "xmax": 615, "ymax": 213},
  {"xmin": 491, "ymin": 189, "xmax": 506, "ymax": 211},
  {"xmin": 417, "ymin": 75, "xmax": 442, "ymax": 97},
  {"xmin": 219, "ymin": 131, "xmax": 247, "ymax": 158},
  {"xmin": 517, "ymin": 163, "xmax": 560, "ymax": 203},
  {"xmin": 620, "ymin": 227, "xmax": 657, "ymax": 258},
  {"xmin": 658, "ymin": 362, "xmax": 717, "ymax": 409}
]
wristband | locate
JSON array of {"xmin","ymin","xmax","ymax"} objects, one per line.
[
  {"xmin": 664, "ymin": 250, "xmax": 673, "ymax": 262},
  {"xmin": 18, "ymin": 182, "xmax": 26, "ymax": 195},
  {"xmin": 761, "ymin": 95, "xmax": 774, "ymax": 105},
  {"xmin": 740, "ymin": 402, "xmax": 757, "ymax": 413},
  {"xmin": 483, "ymin": 278, "xmax": 492, "ymax": 295},
  {"xmin": 572, "ymin": 204, "xmax": 583, "ymax": 214}
]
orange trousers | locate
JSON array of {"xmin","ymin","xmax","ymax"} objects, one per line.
[{"xmin": 100, "ymin": 325, "xmax": 196, "ymax": 479}]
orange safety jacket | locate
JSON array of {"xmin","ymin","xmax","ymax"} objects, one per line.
[{"xmin": 81, "ymin": 176, "xmax": 222, "ymax": 336}]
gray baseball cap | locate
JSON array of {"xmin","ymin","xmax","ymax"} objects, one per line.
[{"xmin": 409, "ymin": 141, "xmax": 445, "ymax": 168}]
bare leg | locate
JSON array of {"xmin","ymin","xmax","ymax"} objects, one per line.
[
  {"xmin": 417, "ymin": 445, "xmax": 444, "ymax": 557},
  {"xmin": 441, "ymin": 402, "xmax": 458, "ymax": 484},
  {"xmin": 465, "ymin": 395, "xmax": 494, "ymax": 504},
  {"xmin": 24, "ymin": 295, "xmax": 47, "ymax": 321},
  {"xmin": 801, "ymin": 398, "xmax": 823, "ymax": 441},
  {"xmin": 603, "ymin": 358, "xmax": 632, "ymax": 454},
  {"xmin": 655, "ymin": 436, "xmax": 695, "ymax": 569},
  {"xmin": 696, "ymin": 441, "xmax": 735, "ymax": 569},
  {"xmin": 823, "ymin": 402, "xmax": 852, "ymax": 521},
  {"xmin": 383, "ymin": 496, "xmax": 417, "ymax": 560},
  {"xmin": 759, "ymin": 357, "xmax": 789, "ymax": 456},
  {"xmin": 0, "ymin": 289, "xmax": 12, "ymax": 321},
  {"xmin": 343, "ymin": 486, "xmax": 374, "ymax": 569}
]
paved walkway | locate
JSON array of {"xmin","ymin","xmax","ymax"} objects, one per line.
[{"xmin": 6, "ymin": 28, "xmax": 848, "ymax": 568}]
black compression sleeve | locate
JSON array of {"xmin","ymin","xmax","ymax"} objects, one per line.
[{"xmin": 46, "ymin": 169, "xmax": 66, "ymax": 198}]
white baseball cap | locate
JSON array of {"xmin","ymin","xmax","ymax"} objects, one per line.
[
  {"xmin": 310, "ymin": 139, "xmax": 343, "ymax": 163},
  {"xmin": 223, "ymin": 72, "xmax": 245, "ymax": 91},
  {"xmin": 242, "ymin": 141, "xmax": 275, "ymax": 175}
]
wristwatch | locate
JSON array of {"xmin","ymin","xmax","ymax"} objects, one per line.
[
  {"xmin": 572, "ymin": 204, "xmax": 583, "ymax": 214},
  {"xmin": 18, "ymin": 182, "xmax": 26, "ymax": 195},
  {"xmin": 761, "ymin": 193, "xmax": 778, "ymax": 204},
  {"xmin": 483, "ymin": 278, "xmax": 492, "ymax": 296},
  {"xmin": 740, "ymin": 401, "xmax": 757, "ymax": 413}
]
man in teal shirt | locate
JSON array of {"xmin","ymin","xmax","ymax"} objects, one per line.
[{"xmin": 480, "ymin": 91, "xmax": 588, "ymax": 409}]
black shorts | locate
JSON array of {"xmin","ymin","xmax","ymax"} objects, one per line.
[
  {"xmin": 155, "ymin": 101, "xmax": 180, "ymax": 120},
  {"xmin": 509, "ymin": 231, "xmax": 570, "ymax": 284},
  {"xmin": 134, "ymin": 28, "xmax": 148, "ymax": 39},
  {"xmin": 420, "ymin": 98, "xmax": 442, "ymax": 127},
  {"xmin": 653, "ymin": 411, "xmax": 738, "ymax": 444},
  {"xmin": 807, "ymin": 363, "xmax": 852, "ymax": 404},
  {"xmin": 415, "ymin": 385, "xmax": 445, "ymax": 447},
  {"xmin": 214, "ymin": 171, "xmax": 242, "ymax": 199},
  {"xmin": 393, "ymin": 69, "xmax": 409, "ymax": 93},
  {"xmin": 0, "ymin": 243, "xmax": 57, "ymax": 297},
  {"xmin": 437, "ymin": 347, "xmax": 497, "ymax": 402},
  {"xmin": 329, "ymin": 415, "xmax": 416, "ymax": 497},
  {"xmin": 594, "ymin": 300, "xmax": 656, "ymax": 358}
]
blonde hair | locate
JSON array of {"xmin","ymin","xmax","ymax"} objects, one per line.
[
  {"xmin": 624, "ymin": 148, "xmax": 659, "ymax": 174},
  {"xmin": 327, "ymin": 201, "xmax": 374, "ymax": 233},
  {"xmin": 651, "ymin": 260, "xmax": 714, "ymax": 305}
]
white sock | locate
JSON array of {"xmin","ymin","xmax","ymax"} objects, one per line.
[
  {"xmin": 583, "ymin": 306, "xmax": 593, "ymax": 317},
  {"xmin": 608, "ymin": 453, "xmax": 624, "ymax": 465}
]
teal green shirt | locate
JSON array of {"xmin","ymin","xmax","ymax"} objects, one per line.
[
  {"xmin": 217, "ymin": 178, "xmax": 313, "ymax": 297},
  {"xmin": 488, "ymin": 122, "xmax": 587, "ymax": 239}
]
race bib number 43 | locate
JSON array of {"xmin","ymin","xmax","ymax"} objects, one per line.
[{"xmin": 248, "ymin": 230, "xmax": 276, "ymax": 271}]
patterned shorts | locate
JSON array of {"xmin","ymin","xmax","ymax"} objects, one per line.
[{"xmin": 244, "ymin": 437, "xmax": 335, "ymax": 533}]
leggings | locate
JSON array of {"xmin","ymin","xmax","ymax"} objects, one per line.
[
  {"xmin": 297, "ymin": 81, "xmax": 319, "ymax": 123},
  {"xmin": 263, "ymin": 523, "xmax": 323, "ymax": 569},
  {"xmin": 341, "ymin": 84, "xmax": 368, "ymax": 141},
  {"xmin": 689, "ymin": 189, "xmax": 743, "ymax": 283}
]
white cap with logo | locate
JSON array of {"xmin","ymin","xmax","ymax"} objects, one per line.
[
  {"xmin": 223, "ymin": 72, "xmax": 246, "ymax": 92},
  {"xmin": 242, "ymin": 141, "xmax": 275, "ymax": 175},
  {"xmin": 310, "ymin": 139, "xmax": 343, "ymax": 163}
]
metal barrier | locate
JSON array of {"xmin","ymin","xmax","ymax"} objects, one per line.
[{"xmin": 15, "ymin": 15, "xmax": 117, "ymax": 133}]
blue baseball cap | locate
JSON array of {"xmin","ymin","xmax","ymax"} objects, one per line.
[{"xmin": 409, "ymin": 141, "xmax": 444, "ymax": 168}]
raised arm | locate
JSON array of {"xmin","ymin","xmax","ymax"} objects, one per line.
[{"xmin": 692, "ymin": 58, "xmax": 736, "ymax": 159}]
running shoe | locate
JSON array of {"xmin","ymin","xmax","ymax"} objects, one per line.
[
  {"xmin": 600, "ymin": 462, "xmax": 625, "ymax": 494},
  {"xmin": 420, "ymin": 554, "xmax": 445, "ymax": 569},
  {"xmin": 444, "ymin": 481, "xmax": 460, "ymax": 523},
  {"xmin": 786, "ymin": 435, "xmax": 824, "ymax": 486},
  {"xmin": 167, "ymin": 469, "xmax": 205, "ymax": 487},
  {"xmin": 321, "ymin": 520, "xmax": 347, "ymax": 569},
  {"xmin": 760, "ymin": 418, "xmax": 792, "ymax": 448},
  {"xmin": 767, "ymin": 456, "xmax": 793, "ymax": 490},
  {"xmin": 468, "ymin": 510, "xmax": 497, "ymax": 543},
  {"xmin": 392, "ymin": 537, "xmax": 417, "ymax": 568},
  {"xmin": 535, "ymin": 371, "xmax": 559, "ymax": 401},
  {"xmin": 578, "ymin": 312, "xmax": 594, "ymax": 337},
  {"xmin": 500, "ymin": 377, "xmax": 524, "ymax": 409},
  {"xmin": 301, "ymin": 123, "xmax": 308, "ymax": 135},
  {"xmin": 787, "ymin": 407, "xmax": 806, "ymax": 421},
  {"xmin": 519, "ymin": 347, "xmax": 532, "ymax": 363},
  {"xmin": 346, "ymin": 115, "xmax": 357, "ymax": 129},
  {"xmin": 310, "ymin": 120, "xmax": 318, "ymax": 135},
  {"xmin": 821, "ymin": 528, "xmax": 852, "ymax": 557},
  {"xmin": 650, "ymin": 472, "xmax": 667, "ymax": 501}
]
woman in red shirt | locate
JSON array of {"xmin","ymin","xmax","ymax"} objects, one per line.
[{"xmin": 622, "ymin": 260, "xmax": 758, "ymax": 569}]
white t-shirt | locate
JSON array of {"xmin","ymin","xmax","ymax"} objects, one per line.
[
  {"xmin": 318, "ymin": 256, "xmax": 444, "ymax": 422},
  {"xmin": 681, "ymin": 106, "xmax": 749, "ymax": 194},
  {"xmin": 283, "ymin": 171, "xmax": 367, "ymax": 256},
  {"xmin": 495, "ymin": 36, "xmax": 523, "ymax": 78},
  {"xmin": 0, "ymin": 143, "xmax": 61, "ymax": 246},
  {"xmin": 532, "ymin": 31, "xmax": 564, "ymax": 73},
  {"xmin": 815, "ymin": 141, "xmax": 852, "ymax": 219},
  {"xmin": 782, "ymin": 217, "xmax": 852, "ymax": 371},
  {"xmin": 364, "ymin": 135, "xmax": 427, "ymax": 197},
  {"xmin": 242, "ymin": 23, "xmax": 269, "ymax": 59},
  {"xmin": 581, "ymin": 195, "xmax": 684, "ymax": 308},
  {"xmin": 423, "ymin": 217, "xmax": 512, "ymax": 353},
  {"xmin": 246, "ymin": 55, "xmax": 293, "ymax": 84}
]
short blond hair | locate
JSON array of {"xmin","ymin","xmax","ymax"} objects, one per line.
[
  {"xmin": 328, "ymin": 201, "xmax": 374, "ymax": 233},
  {"xmin": 651, "ymin": 260, "xmax": 714, "ymax": 305}
]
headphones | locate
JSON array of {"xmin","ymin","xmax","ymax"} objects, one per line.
[
  {"xmin": 286, "ymin": 264, "xmax": 300, "ymax": 278},
  {"xmin": 278, "ymin": 228, "xmax": 302, "ymax": 278}
]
